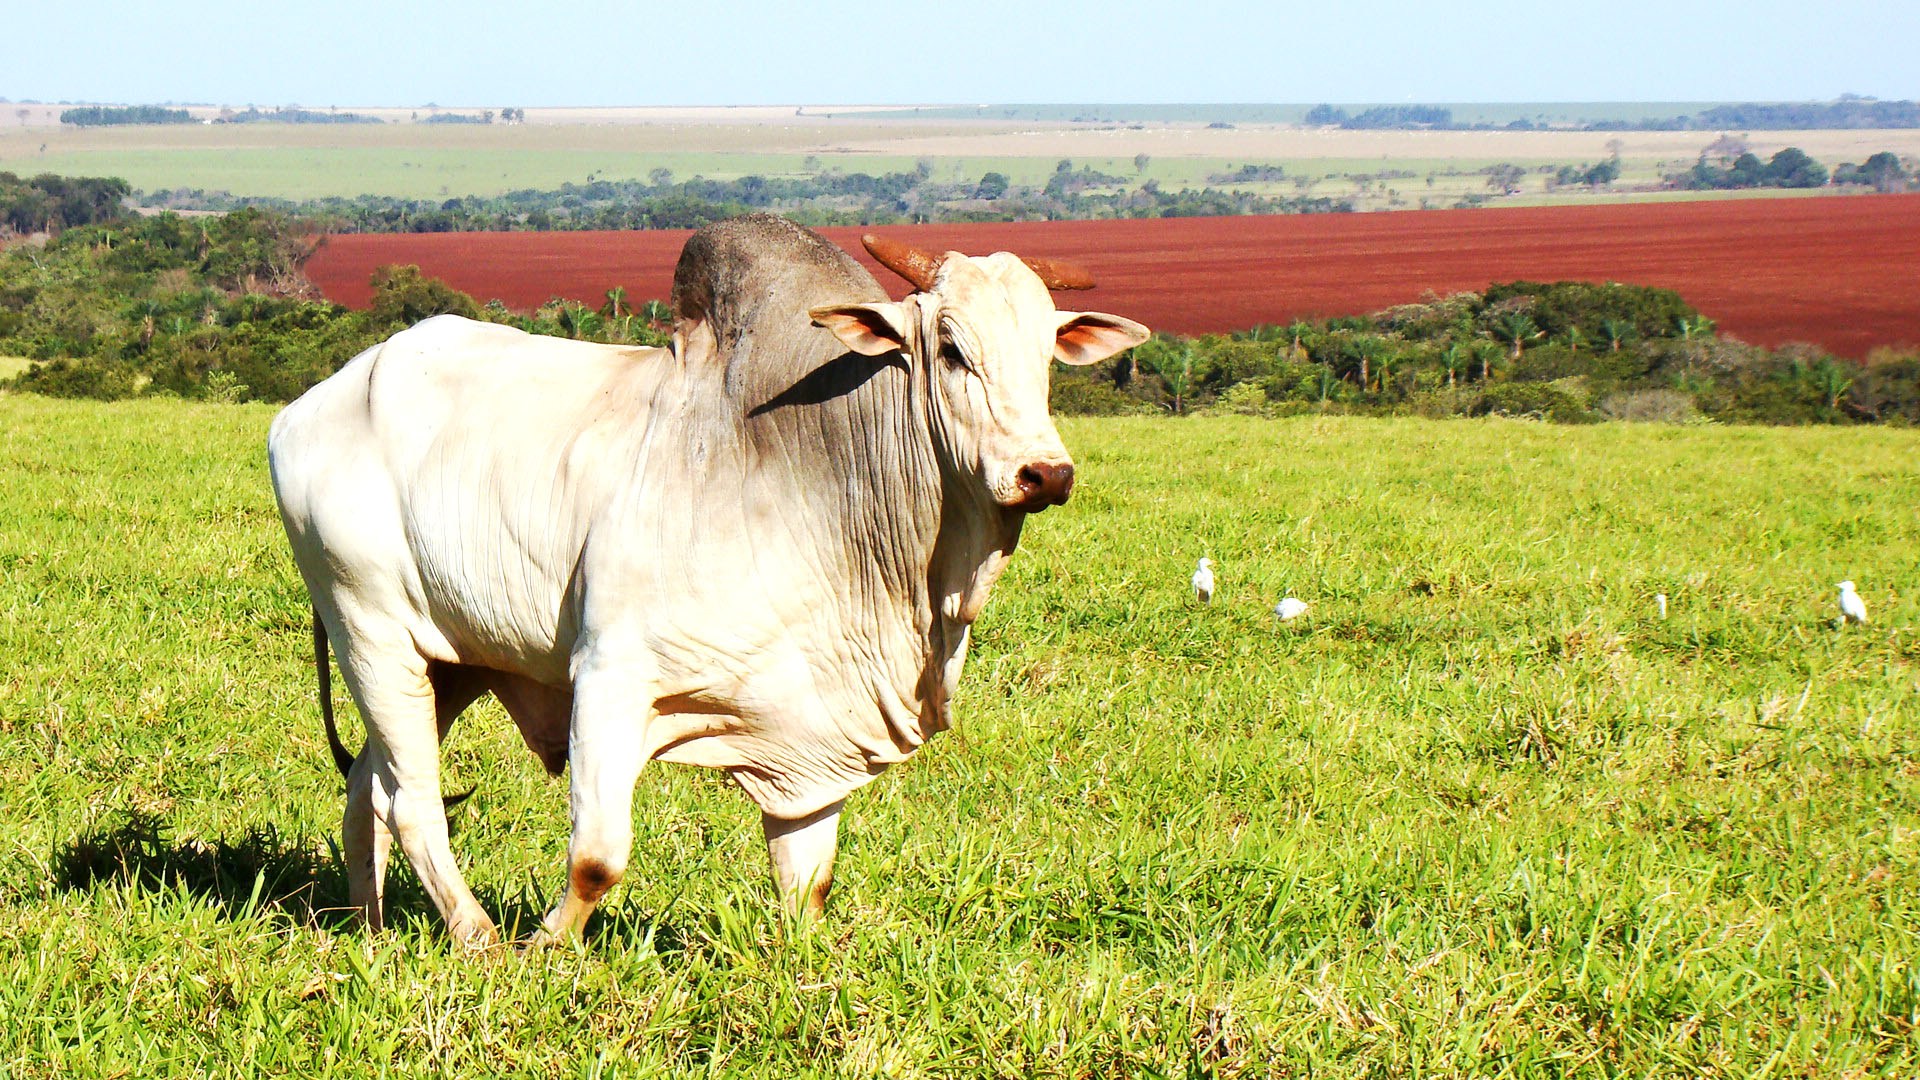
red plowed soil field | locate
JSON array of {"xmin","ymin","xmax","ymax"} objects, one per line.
[{"xmin": 306, "ymin": 195, "xmax": 1920, "ymax": 358}]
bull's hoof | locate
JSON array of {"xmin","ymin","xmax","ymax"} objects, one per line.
[
  {"xmin": 519, "ymin": 925, "xmax": 581, "ymax": 954},
  {"xmin": 450, "ymin": 916, "xmax": 501, "ymax": 952}
]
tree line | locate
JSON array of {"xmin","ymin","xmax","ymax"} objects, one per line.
[
  {"xmin": 0, "ymin": 172, "xmax": 132, "ymax": 234},
  {"xmin": 1051, "ymin": 281, "xmax": 1920, "ymax": 426},
  {"xmin": 134, "ymin": 164, "xmax": 1353, "ymax": 234},
  {"xmin": 215, "ymin": 107, "xmax": 382, "ymax": 125},
  {"xmin": 0, "ymin": 209, "xmax": 668, "ymax": 403},
  {"xmin": 1305, "ymin": 99, "xmax": 1920, "ymax": 132},
  {"xmin": 1669, "ymin": 143, "xmax": 1912, "ymax": 192},
  {"xmin": 58, "ymin": 106, "xmax": 194, "ymax": 126}
]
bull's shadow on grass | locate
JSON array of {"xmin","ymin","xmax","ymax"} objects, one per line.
[
  {"xmin": 53, "ymin": 810, "xmax": 366, "ymax": 929},
  {"xmin": 52, "ymin": 810, "xmax": 692, "ymax": 953}
]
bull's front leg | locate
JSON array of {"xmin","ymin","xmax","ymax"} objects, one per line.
[
  {"xmin": 762, "ymin": 800, "xmax": 844, "ymax": 922},
  {"xmin": 528, "ymin": 656, "xmax": 652, "ymax": 948}
]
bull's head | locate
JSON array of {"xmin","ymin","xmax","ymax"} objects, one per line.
[{"xmin": 809, "ymin": 235, "xmax": 1149, "ymax": 514}]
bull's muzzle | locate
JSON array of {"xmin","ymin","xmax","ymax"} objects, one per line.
[{"xmin": 1012, "ymin": 461, "xmax": 1075, "ymax": 512}]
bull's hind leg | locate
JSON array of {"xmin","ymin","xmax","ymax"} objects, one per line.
[
  {"xmin": 342, "ymin": 753, "xmax": 395, "ymax": 930},
  {"xmin": 341, "ymin": 663, "xmax": 488, "ymax": 928},
  {"xmin": 333, "ymin": 640, "xmax": 499, "ymax": 948}
]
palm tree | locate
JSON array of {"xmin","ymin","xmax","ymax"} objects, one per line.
[
  {"xmin": 1473, "ymin": 340, "xmax": 1506, "ymax": 383},
  {"xmin": 640, "ymin": 298, "xmax": 672, "ymax": 330},
  {"xmin": 1491, "ymin": 312, "xmax": 1544, "ymax": 360},
  {"xmin": 1808, "ymin": 358, "xmax": 1854, "ymax": 411},
  {"xmin": 1675, "ymin": 314, "xmax": 1715, "ymax": 341},
  {"xmin": 554, "ymin": 303, "xmax": 604, "ymax": 340},
  {"xmin": 1598, "ymin": 318, "xmax": 1631, "ymax": 352},
  {"xmin": 1439, "ymin": 341, "xmax": 1471, "ymax": 387},
  {"xmin": 1312, "ymin": 366, "xmax": 1340, "ymax": 407},
  {"xmin": 1284, "ymin": 319, "xmax": 1316, "ymax": 360},
  {"xmin": 601, "ymin": 285, "xmax": 628, "ymax": 320},
  {"xmin": 1154, "ymin": 341, "xmax": 1196, "ymax": 414},
  {"xmin": 1345, "ymin": 334, "xmax": 1388, "ymax": 391},
  {"xmin": 1374, "ymin": 347, "xmax": 1407, "ymax": 397}
]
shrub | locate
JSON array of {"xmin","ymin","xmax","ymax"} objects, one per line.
[
  {"xmin": 1051, "ymin": 372, "xmax": 1155, "ymax": 416},
  {"xmin": 1472, "ymin": 381, "xmax": 1596, "ymax": 423},
  {"xmin": 365, "ymin": 264, "xmax": 479, "ymax": 327},
  {"xmin": 1481, "ymin": 281, "xmax": 1698, "ymax": 344},
  {"xmin": 1202, "ymin": 381, "xmax": 1270, "ymax": 416},
  {"xmin": 200, "ymin": 369, "xmax": 250, "ymax": 403},
  {"xmin": 1597, "ymin": 389, "xmax": 1706, "ymax": 423},
  {"xmin": 8, "ymin": 357, "xmax": 140, "ymax": 400},
  {"xmin": 1851, "ymin": 349, "xmax": 1920, "ymax": 424},
  {"xmin": 1406, "ymin": 385, "xmax": 1483, "ymax": 418}
]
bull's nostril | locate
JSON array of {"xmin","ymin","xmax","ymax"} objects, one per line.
[{"xmin": 1011, "ymin": 462, "xmax": 1073, "ymax": 509}]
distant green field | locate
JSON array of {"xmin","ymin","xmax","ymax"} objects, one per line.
[
  {"xmin": 2, "ymin": 396, "xmax": 1915, "ymax": 1075},
  {"xmin": 1502, "ymin": 185, "xmax": 1847, "ymax": 209},
  {"xmin": 0, "ymin": 141, "xmax": 1595, "ymax": 204},
  {"xmin": 3, "ymin": 113, "xmax": 1906, "ymax": 212},
  {"xmin": 0, "ymin": 357, "xmax": 31, "ymax": 380},
  {"xmin": 3, "ymin": 146, "xmax": 877, "ymax": 201}
]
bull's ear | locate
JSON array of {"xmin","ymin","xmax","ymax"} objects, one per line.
[
  {"xmin": 810, "ymin": 303, "xmax": 912, "ymax": 356},
  {"xmin": 1054, "ymin": 311, "xmax": 1152, "ymax": 366}
]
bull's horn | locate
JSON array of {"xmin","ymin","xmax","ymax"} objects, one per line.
[
  {"xmin": 1019, "ymin": 256, "xmax": 1096, "ymax": 291},
  {"xmin": 862, "ymin": 233, "xmax": 943, "ymax": 293}
]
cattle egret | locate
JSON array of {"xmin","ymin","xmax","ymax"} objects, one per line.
[
  {"xmin": 1838, "ymin": 580, "xmax": 1869, "ymax": 624},
  {"xmin": 1655, "ymin": 592, "xmax": 1668, "ymax": 619},
  {"xmin": 1192, "ymin": 558, "xmax": 1215, "ymax": 603},
  {"xmin": 1274, "ymin": 597, "xmax": 1309, "ymax": 621}
]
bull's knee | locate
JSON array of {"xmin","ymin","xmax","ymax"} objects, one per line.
[{"xmin": 569, "ymin": 854, "xmax": 624, "ymax": 906}]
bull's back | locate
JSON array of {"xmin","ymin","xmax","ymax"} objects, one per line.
[{"xmin": 269, "ymin": 315, "xmax": 673, "ymax": 679}]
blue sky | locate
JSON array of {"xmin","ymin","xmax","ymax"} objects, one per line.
[{"xmin": 11, "ymin": 0, "xmax": 1917, "ymax": 106}]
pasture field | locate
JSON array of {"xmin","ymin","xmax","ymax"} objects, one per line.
[
  {"xmin": 4, "ymin": 115, "xmax": 1918, "ymax": 209},
  {"xmin": 1, "ymin": 396, "xmax": 1917, "ymax": 1076}
]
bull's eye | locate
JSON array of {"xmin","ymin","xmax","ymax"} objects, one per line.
[{"xmin": 939, "ymin": 338, "xmax": 974, "ymax": 373}]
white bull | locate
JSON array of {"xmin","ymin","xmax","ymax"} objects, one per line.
[{"xmin": 268, "ymin": 215, "xmax": 1148, "ymax": 947}]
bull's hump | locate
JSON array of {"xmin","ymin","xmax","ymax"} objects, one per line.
[{"xmin": 671, "ymin": 214, "xmax": 885, "ymax": 357}]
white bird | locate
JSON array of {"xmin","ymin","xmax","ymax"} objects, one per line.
[
  {"xmin": 1838, "ymin": 580, "xmax": 1869, "ymax": 625},
  {"xmin": 1274, "ymin": 597, "xmax": 1309, "ymax": 621},
  {"xmin": 1655, "ymin": 592, "xmax": 1668, "ymax": 619},
  {"xmin": 1191, "ymin": 558, "xmax": 1215, "ymax": 603}
]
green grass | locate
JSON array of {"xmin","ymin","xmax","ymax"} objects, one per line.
[
  {"xmin": 1, "ymin": 396, "xmax": 1916, "ymax": 1075},
  {"xmin": 0, "ymin": 357, "xmax": 31, "ymax": 380}
]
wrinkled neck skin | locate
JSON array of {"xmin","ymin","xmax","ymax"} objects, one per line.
[{"xmin": 726, "ymin": 295, "xmax": 1022, "ymax": 744}]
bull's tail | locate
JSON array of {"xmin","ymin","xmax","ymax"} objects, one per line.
[{"xmin": 313, "ymin": 611, "xmax": 356, "ymax": 778}]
